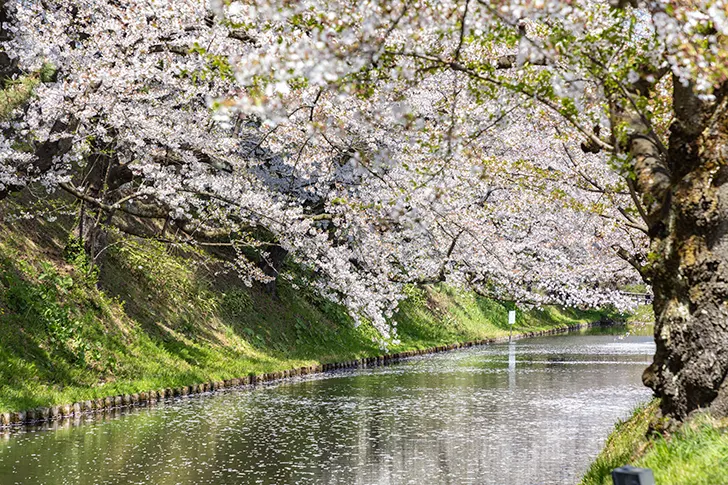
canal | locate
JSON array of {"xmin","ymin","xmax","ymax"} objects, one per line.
[{"xmin": 0, "ymin": 327, "xmax": 654, "ymax": 485}]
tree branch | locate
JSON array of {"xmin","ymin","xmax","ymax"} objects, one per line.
[
  {"xmin": 612, "ymin": 244, "xmax": 648, "ymax": 281},
  {"xmin": 453, "ymin": 0, "xmax": 471, "ymax": 61}
]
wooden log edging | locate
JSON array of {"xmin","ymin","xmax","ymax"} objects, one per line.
[{"xmin": 0, "ymin": 320, "xmax": 613, "ymax": 430}]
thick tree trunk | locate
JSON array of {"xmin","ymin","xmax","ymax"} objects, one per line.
[
  {"xmin": 262, "ymin": 244, "xmax": 288, "ymax": 295},
  {"xmin": 642, "ymin": 81, "xmax": 728, "ymax": 420}
]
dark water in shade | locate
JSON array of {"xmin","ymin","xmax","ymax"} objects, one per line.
[{"xmin": 0, "ymin": 327, "xmax": 654, "ymax": 485}]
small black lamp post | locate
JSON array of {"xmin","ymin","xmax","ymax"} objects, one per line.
[{"xmin": 612, "ymin": 466, "xmax": 655, "ymax": 485}]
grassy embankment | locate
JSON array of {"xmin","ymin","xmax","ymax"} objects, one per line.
[
  {"xmin": 583, "ymin": 295, "xmax": 727, "ymax": 485},
  {"xmin": 0, "ymin": 207, "xmax": 615, "ymax": 414},
  {"xmin": 581, "ymin": 400, "xmax": 728, "ymax": 485}
]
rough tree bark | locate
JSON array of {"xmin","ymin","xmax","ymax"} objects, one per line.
[{"xmin": 639, "ymin": 79, "xmax": 728, "ymax": 420}]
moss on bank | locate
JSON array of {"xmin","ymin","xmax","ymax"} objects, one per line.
[
  {"xmin": 580, "ymin": 400, "xmax": 728, "ymax": 485},
  {"xmin": 0, "ymin": 214, "xmax": 614, "ymax": 414}
]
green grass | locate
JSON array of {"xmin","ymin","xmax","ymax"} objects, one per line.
[
  {"xmin": 580, "ymin": 400, "xmax": 728, "ymax": 485},
  {"xmin": 0, "ymin": 211, "xmax": 616, "ymax": 413},
  {"xmin": 0, "ymin": 63, "xmax": 57, "ymax": 121},
  {"xmin": 627, "ymin": 304, "xmax": 654, "ymax": 325},
  {"xmin": 0, "ymin": 74, "xmax": 39, "ymax": 121},
  {"xmin": 394, "ymin": 284, "xmax": 613, "ymax": 348}
]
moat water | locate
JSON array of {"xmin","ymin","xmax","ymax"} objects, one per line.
[{"xmin": 0, "ymin": 326, "xmax": 654, "ymax": 485}]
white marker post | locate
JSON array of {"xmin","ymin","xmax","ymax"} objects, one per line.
[{"xmin": 508, "ymin": 310, "xmax": 516, "ymax": 341}]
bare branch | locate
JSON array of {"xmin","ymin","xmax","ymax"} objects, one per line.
[
  {"xmin": 453, "ymin": 0, "xmax": 471, "ymax": 61},
  {"xmin": 612, "ymin": 244, "xmax": 648, "ymax": 280}
]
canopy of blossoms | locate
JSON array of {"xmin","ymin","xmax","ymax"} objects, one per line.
[{"xmin": 6, "ymin": 0, "xmax": 721, "ymax": 340}]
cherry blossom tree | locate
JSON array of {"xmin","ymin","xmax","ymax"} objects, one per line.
[
  {"xmin": 1, "ymin": 0, "xmax": 643, "ymax": 339},
  {"xmin": 6, "ymin": 0, "xmax": 718, "ymax": 421},
  {"xmin": 0, "ymin": 0, "xmax": 412, "ymax": 337},
  {"xmin": 220, "ymin": 0, "xmax": 728, "ymax": 420}
]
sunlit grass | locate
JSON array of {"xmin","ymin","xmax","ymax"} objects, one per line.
[
  {"xmin": 580, "ymin": 400, "xmax": 728, "ymax": 485},
  {"xmin": 0, "ymin": 215, "xmax": 615, "ymax": 413},
  {"xmin": 639, "ymin": 414, "xmax": 728, "ymax": 485}
]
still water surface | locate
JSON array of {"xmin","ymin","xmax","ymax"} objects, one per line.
[{"xmin": 0, "ymin": 327, "xmax": 654, "ymax": 485}]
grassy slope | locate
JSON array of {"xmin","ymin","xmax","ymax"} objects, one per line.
[
  {"xmin": 0, "ymin": 212, "xmax": 613, "ymax": 413},
  {"xmin": 580, "ymin": 400, "xmax": 728, "ymax": 485}
]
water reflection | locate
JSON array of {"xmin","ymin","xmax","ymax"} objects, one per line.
[
  {"xmin": 508, "ymin": 341, "xmax": 516, "ymax": 389},
  {"xmin": 0, "ymin": 328, "xmax": 654, "ymax": 485}
]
